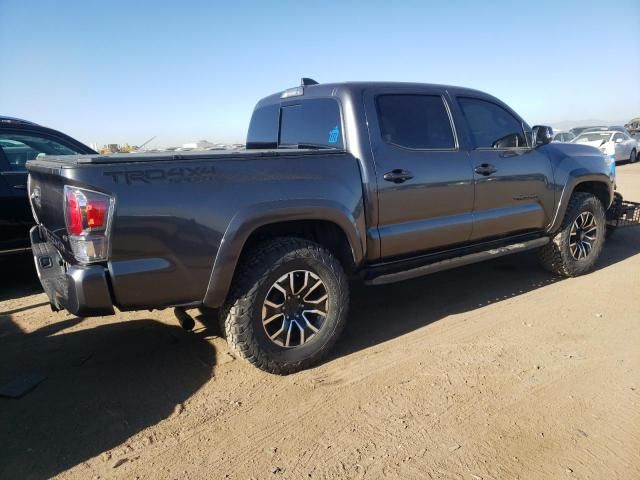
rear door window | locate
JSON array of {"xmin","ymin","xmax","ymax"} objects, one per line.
[
  {"xmin": 457, "ymin": 97, "xmax": 527, "ymax": 149},
  {"xmin": 279, "ymin": 99, "xmax": 343, "ymax": 149},
  {"xmin": 376, "ymin": 94, "xmax": 455, "ymax": 149}
]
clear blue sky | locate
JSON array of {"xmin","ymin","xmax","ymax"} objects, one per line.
[{"xmin": 1, "ymin": 0, "xmax": 639, "ymax": 148}]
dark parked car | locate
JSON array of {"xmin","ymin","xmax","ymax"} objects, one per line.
[
  {"xmin": 0, "ymin": 117, "xmax": 95, "ymax": 254},
  {"xmin": 28, "ymin": 80, "xmax": 616, "ymax": 374}
]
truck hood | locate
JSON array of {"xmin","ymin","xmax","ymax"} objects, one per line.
[
  {"xmin": 545, "ymin": 141, "xmax": 606, "ymax": 158},
  {"xmin": 543, "ymin": 141, "xmax": 615, "ymax": 184}
]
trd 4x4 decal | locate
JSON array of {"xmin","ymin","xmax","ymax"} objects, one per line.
[{"xmin": 104, "ymin": 166, "xmax": 216, "ymax": 184}]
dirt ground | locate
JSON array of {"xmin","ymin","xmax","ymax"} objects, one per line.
[{"xmin": 1, "ymin": 163, "xmax": 639, "ymax": 480}]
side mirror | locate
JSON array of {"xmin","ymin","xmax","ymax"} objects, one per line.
[
  {"xmin": 492, "ymin": 133, "xmax": 523, "ymax": 149},
  {"xmin": 615, "ymin": 137, "xmax": 623, "ymax": 143},
  {"xmin": 532, "ymin": 125, "xmax": 553, "ymax": 146}
]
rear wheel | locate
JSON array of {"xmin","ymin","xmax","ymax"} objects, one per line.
[
  {"xmin": 631, "ymin": 149, "xmax": 638, "ymax": 163},
  {"xmin": 538, "ymin": 192, "xmax": 606, "ymax": 277},
  {"xmin": 221, "ymin": 237, "xmax": 349, "ymax": 374}
]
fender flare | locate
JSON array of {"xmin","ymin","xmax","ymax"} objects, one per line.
[
  {"xmin": 202, "ymin": 199, "xmax": 365, "ymax": 308},
  {"xmin": 546, "ymin": 170, "xmax": 613, "ymax": 234}
]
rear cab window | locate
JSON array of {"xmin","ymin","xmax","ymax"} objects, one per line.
[
  {"xmin": 279, "ymin": 99, "xmax": 343, "ymax": 149},
  {"xmin": 246, "ymin": 105, "xmax": 280, "ymax": 149},
  {"xmin": 246, "ymin": 98, "xmax": 343, "ymax": 150}
]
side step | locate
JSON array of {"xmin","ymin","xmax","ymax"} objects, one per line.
[{"xmin": 365, "ymin": 237, "xmax": 550, "ymax": 286}]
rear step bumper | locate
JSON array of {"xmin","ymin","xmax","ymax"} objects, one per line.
[
  {"xmin": 606, "ymin": 192, "xmax": 640, "ymax": 229},
  {"xmin": 30, "ymin": 226, "xmax": 115, "ymax": 316},
  {"xmin": 365, "ymin": 236, "xmax": 550, "ymax": 286}
]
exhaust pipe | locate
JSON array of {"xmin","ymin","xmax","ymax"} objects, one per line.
[{"xmin": 174, "ymin": 307, "xmax": 195, "ymax": 331}]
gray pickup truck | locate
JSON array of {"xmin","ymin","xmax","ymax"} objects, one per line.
[{"xmin": 28, "ymin": 79, "xmax": 617, "ymax": 374}]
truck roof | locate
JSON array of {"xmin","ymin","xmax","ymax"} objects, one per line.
[{"xmin": 254, "ymin": 81, "xmax": 498, "ymax": 109}]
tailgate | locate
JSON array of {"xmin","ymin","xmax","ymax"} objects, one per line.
[{"xmin": 28, "ymin": 166, "xmax": 75, "ymax": 259}]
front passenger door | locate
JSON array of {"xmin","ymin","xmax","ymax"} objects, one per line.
[{"xmin": 454, "ymin": 96, "xmax": 555, "ymax": 240}]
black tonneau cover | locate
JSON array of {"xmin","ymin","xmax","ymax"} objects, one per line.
[{"xmin": 27, "ymin": 148, "xmax": 343, "ymax": 168}]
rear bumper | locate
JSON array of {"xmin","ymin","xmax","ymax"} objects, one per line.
[
  {"xmin": 30, "ymin": 226, "xmax": 115, "ymax": 316},
  {"xmin": 606, "ymin": 193, "xmax": 640, "ymax": 229}
]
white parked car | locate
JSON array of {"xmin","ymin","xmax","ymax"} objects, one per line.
[{"xmin": 572, "ymin": 130, "xmax": 638, "ymax": 163}]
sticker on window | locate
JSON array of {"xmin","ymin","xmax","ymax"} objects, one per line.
[{"xmin": 328, "ymin": 126, "xmax": 340, "ymax": 144}]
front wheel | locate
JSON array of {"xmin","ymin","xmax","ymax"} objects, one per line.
[
  {"xmin": 221, "ymin": 238, "xmax": 349, "ymax": 374},
  {"xmin": 538, "ymin": 192, "xmax": 606, "ymax": 277}
]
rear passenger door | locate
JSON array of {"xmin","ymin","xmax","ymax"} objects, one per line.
[
  {"xmin": 452, "ymin": 96, "xmax": 555, "ymax": 240},
  {"xmin": 365, "ymin": 88, "xmax": 475, "ymax": 259}
]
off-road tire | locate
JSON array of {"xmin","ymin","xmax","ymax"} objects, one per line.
[
  {"xmin": 538, "ymin": 192, "xmax": 606, "ymax": 277},
  {"xmin": 220, "ymin": 237, "xmax": 349, "ymax": 374}
]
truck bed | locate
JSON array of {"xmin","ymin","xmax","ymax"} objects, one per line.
[{"xmin": 26, "ymin": 147, "xmax": 365, "ymax": 314}]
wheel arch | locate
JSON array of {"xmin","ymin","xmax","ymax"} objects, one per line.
[
  {"xmin": 547, "ymin": 173, "xmax": 613, "ymax": 234},
  {"xmin": 203, "ymin": 200, "xmax": 365, "ymax": 308}
]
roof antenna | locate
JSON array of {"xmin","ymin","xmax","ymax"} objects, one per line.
[{"xmin": 301, "ymin": 77, "xmax": 319, "ymax": 86}]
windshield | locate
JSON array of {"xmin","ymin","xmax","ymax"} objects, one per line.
[{"xmin": 574, "ymin": 132, "xmax": 613, "ymax": 143}]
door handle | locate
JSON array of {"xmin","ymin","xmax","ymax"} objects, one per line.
[
  {"xmin": 12, "ymin": 184, "xmax": 27, "ymax": 190},
  {"xmin": 383, "ymin": 169, "xmax": 414, "ymax": 184},
  {"xmin": 474, "ymin": 163, "xmax": 497, "ymax": 176}
]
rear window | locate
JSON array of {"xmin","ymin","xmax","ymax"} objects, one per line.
[
  {"xmin": 279, "ymin": 99, "xmax": 343, "ymax": 149},
  {"xmin": 575, "ymin": 132, "xmax": 613, "ymax": 143},
  {"xmin": 376, "ymin": 95, "xmax": 455, "ymax": 149},
  {"xmin": 246, "ymin": 98, "xmax": 343, "ymax": 149}
]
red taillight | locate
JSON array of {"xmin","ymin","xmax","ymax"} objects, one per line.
[
  {"xmin": 66, "ymin": 189, "xmax": 84, "ymax": 235},
  {"xmin": 64, "ymin": 186, "xmax": 111, "ymax": 235},
  {"xmin": 63, "ymin": 186, "xmax": 113, "ymax": 263},
  {"xmin": 86, "ymin": 200, "xmax": 106, "ymax": 228}
]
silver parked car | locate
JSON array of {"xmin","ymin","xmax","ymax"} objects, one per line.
[{"xmin": 572, "ymin": 130, "xmax": 638, "ymax": 163}]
